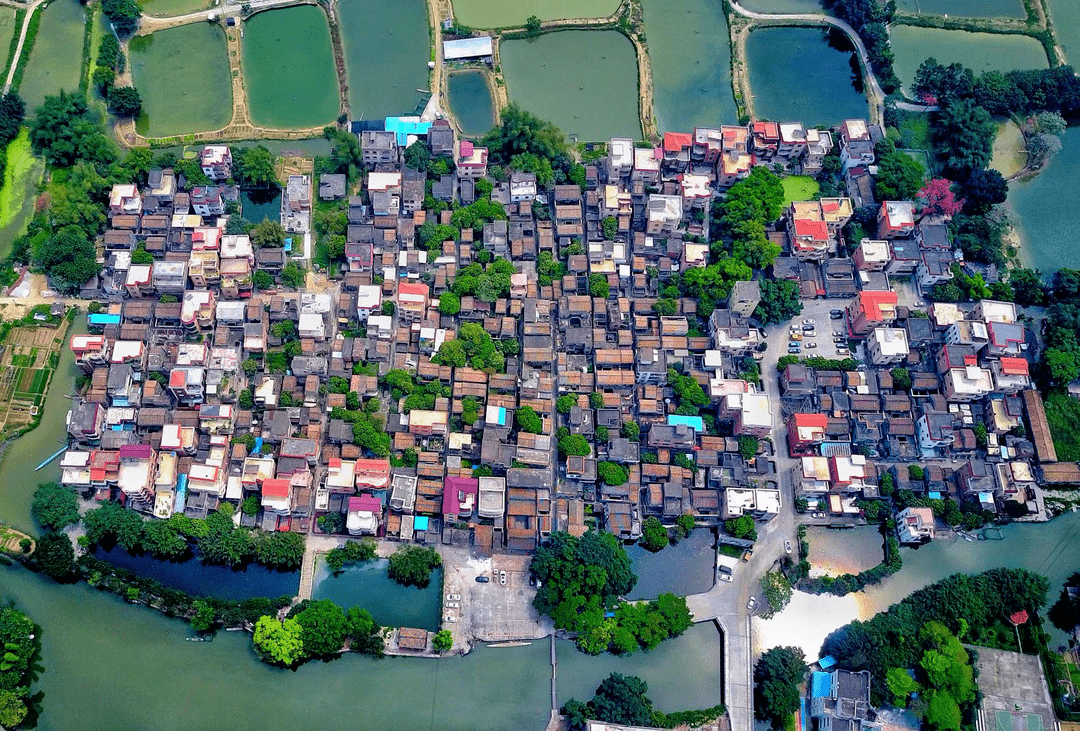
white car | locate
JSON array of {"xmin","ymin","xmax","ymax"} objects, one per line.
[
  {"xmin": 446, "ymin": 593, "xmax": 461, "ymax": 602},
  {"xmin": 499, "ymin": 570, "xmax": 507, "ymax": 586},
  {"xmin": 446, "ymin": 601, "xmax": 460, "ymax": 609},
  {"xmin": 803, "ymin": 318, "xmax": 815, "ymax": 325},
  {"xmin": 444, "ymin": 615, "xmax": 458, "ymax": 623},
  {"xmin": 785, "ymin": 540, "xmax": 793, "ymax": 554},
  {"xmin": 746, "ymin": 597, "xmax": 757, "ymax": 612}
]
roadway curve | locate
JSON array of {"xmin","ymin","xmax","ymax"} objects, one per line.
[{"xmin": 727, "ymin": 0, "xmax": 937, "ymax": 119}]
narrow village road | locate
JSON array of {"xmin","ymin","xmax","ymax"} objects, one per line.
[{"xmin": 727, "ymin": 1, "xmax": 937, "ymax": 116}]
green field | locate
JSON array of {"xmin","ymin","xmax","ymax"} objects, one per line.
[
  {"xmin": 782, "ymin": 176, "xmax": 819, "ymax": 206},
  {"xmin": 20, "ymin": 0, "xmax": 86, "ymax": 114},
  {"xmin": 1044, "ymin": 392, "xmax": 1080, "ymax": 462},
  {"xmin": 0, "ymin": 8, "xmax": 17, "ymax": 79},
  {"xmin": 138, "ymin": 0, "xmax": 213, "ymax": 17},
  {"xmin": 130, "ymin": 23, "xmax": 233, "ymax": 137},
  {"xmin": 242, "ymin": 6, "xmax": 339, "ymax": 128}
]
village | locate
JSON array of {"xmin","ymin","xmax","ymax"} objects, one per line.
[{"xmin": 43, "ymin": 109, "xmax": 1074, "ymax": 662}]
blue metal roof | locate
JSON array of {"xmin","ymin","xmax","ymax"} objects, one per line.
[
  {"xmin": 88, "ymin": 313, "xmax": 121, "ymax": 325},
  {"xmin": 928, "ymin": 491, "xmax": 943, "ymax": 499},
  {"xmin": 385, "ymin": 116, "xmax": 432, "ymax": 147},
  {"xmin": 414, "ymin": 516, "xmax": 429, "ymax": 531},
  {"xmin": 667, "ymin": 414, "xmax": 704, "ymax": 432},
  {"xmin": 818, "ymin": 655, "xmax": 837, "ymax": 670},
  {"xmin": 493, "ymin": 406, "xmax": 507, "ymax": 426},
  {"xmin": 811, "ymin": 671, "xmax": 832, "ymax": 699}
]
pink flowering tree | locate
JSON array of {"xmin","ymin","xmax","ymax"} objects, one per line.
[{"xmin": 917, "ymin": 178, "xmax": 964, "ymax": 220}]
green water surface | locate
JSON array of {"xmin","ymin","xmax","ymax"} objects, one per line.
[
  {"xmin": 894, "ymin": 0, "xmax": 1025, "ymax": 18},
  {"xmin": 447, "ymin": 69, "xmax": 495, "ymax": 136},
  {"xmin": 20, "ymin": 0, "xmax": 86, "ymax": 115},
  {"xmin": 641, "ymin": 0, "xmax": 736, "ymax": 132},
  {"xmin": 500, "ymin": 30, "xmax": 640, "ymax": 142},
  {"xmin": 1011, "ymin": 127, "xmax": 1080, "ymax": 273},
  {"xmin": 339, "ymin": 0, "xmax": 430, "ymax": 119},
  {"xmin": 745, "ymin": 26, "xmax": 867, "ymax": 126},
  {"xmin": 130, "ymin": 23, "xmax": 233, "ymax": 137},
  {"xmin": 242, "ymin": 6, "xmax": 339, "ymax": 128},
  {"xmin": 1047, "ymin": 0, "xmax": 1080, "ymax": 65},
  {"xmin": 451, "ymin": 0, "xmax": 620, "ymax": 29}
]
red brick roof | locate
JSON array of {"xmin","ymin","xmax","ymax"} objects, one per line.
[{"xmin": 663, "ymin": 132, "xmax": 692, "ymax": 152}]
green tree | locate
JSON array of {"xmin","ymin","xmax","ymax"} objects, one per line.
[
  {"xmin": 404, "ymin": 139, "xmax": 430, "ymax": 171},
  {"xmin": 251, "ymin": 219, "xmax": 286, "ymax": 248},
  {"xmin": 621, "ymin": 421, "xmax": 640, "ymax": 441},
  {"xmin": 31, "ymin": 482, "xmax": 79, "ymax": 532},
  {"xmin": 387, "ymin": 545, "xmax": 442, "ymax": 588},
  {"xmin": 934, "ymin": 98, "xmax": 996, "ymax": 179},
  {"xmin": 755, "ymin": 279, "xmax": 803, "ymax": 324},
  {"xmin": 34, "ymin": 532, "xmax": 75, "ymax": 581},
  {"xmin": 557, "ymin": 394, "xmax": 576, "ymax": 413},
  {"xmin": 107, "ymin": 85, "xmax": 142, "ymax": 117},
  {"xmin": 885, "ymin": 667, "xmax": 920, "ymax": 706},
  {"xmin": 101, "ymin": 0, "xmax": 141, "ymax": 35},
  {"xmin": 281, "ymin": 261, "xmax": 306, "ymax": 289},
  {"xmin": 438, "ymin": 291, "xmax": 460, "ymax": 315},
  {"xmin": 875, "ymin": 140, "xmax": 926, "ymax": 200},
  {"xmin": 482, "ymin": 104, "xmax": 568, "ymax": 164},
  {"xmin": 640, "ymin": 517, "xmax": 669, "ymax": 552},
  {"xmin": 525, "ymin": 14, "xmax": 541, "ymax": 36},
  {"xmin": 754, "ymin": 646, "xmax": 808, "ymax": 728},
  {"xmin": 675, "ymin": 514, "xmax": 695, "ymax": 538},
  {"xmin": 84, "ymin": 501, "xmax": 145, "ymax": 551},
  {"xmin": 597, "ymin": 461, "xmax": 628, "ymax": 486},
  {"xmin": 516, "ymin": 405, "xmax": 543, "ymax": 434},
  {"xmin": 252, "ymin": 270, "xmax": 274, "ymax": 290},
  {"xmin": 589, "ymin": 673, "xmax": 655, "ymax": 727},
  {"xmin": 253, "ymin": 616, "xmax": 306, "ymax": 666},
  {"xmin": 738, "ymin": 436, "xmax": 759, "ymax": 461},
  {"xmin": 759, "ymin": 571, "xmax": 793, "ymax": 618},
  {"xmin": 891, "ymin": 367, "xmax": 912, "ymax": 391},
  {"xmin": 241, "ymin": 496, "xmax": 261, "ymax": 516},
  {"xmin": 317, "ymin": 512, "xmax": 344, "ymax": 535},
  {"xmin": 0, "ymin": 690, "xmax": 27, "ymax": 729},
  {"xmin": 601, "ymin": 216, "xmax": 617, "ymax": 240},
  {"xmin": 238, "ymin": 146, "xmax": 277, "ymax": 188},
  {"xmin": 558, "ymin": 432, "xmax": 591, "ymax": 457},
  {"xmin": 924, "ymin": 690, "xmax": 962, "ymax": 731},
  {"xmin": 725, "ymin": 515, "xmax": 757, "ymax": 541},
  {"xmin": 291, "ymin": 599, "xmax": 346, "ymax": 657},
  {"xmin": 433, "ymin": 629, "xmax": 453, "ymax": 652},
  {"xmin": 190, "ymin": 600, "xmax": 217, "ymax": 633}
]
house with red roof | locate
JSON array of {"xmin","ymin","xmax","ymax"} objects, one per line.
[
  {"xmin": 261, "ymin": 478, "xmax": 292, "ymax": 515},
  {"xmin": 355, "ymin": 458, "xmax": 392, "ymax": 489},
  {"xmin": 397, "ymin": 282, "xmax": 429, "ymax": 322},
  {"xmin": 347, "ymin": 494, "xmax": 382, "ymax": 535},
  {"xmin": 788, "ymin": 413, "xmax": 829, "ymax": 455},
  {"xmin": 455, "ymin": 139, "xmax": 488, "ymax": 179},
  {"xmin": 847, "ymin": 290, "xmax": 898, "ymax": 337},
  {"xmin": 662, "ymin": 132, "xmax": 693, "ymax": 173},
  {"xmin": 990, "ymin": 357, "xmax": 1032, "ymax": 393}
]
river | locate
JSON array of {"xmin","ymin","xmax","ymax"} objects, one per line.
[
  {"xmin": 756, "ymin": 512, "xmax": 1080, "ymax": 660},
  {"xmin": 1011, "ymin": 127, "xmax": 1080, "ymax": 273}
]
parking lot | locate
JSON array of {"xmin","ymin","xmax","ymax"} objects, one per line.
[
  {"xmin": 784, "ymin": 298, "xmax": 856, "ymax": 360},
  {"xmin": 441, "ymin": 551, "xmax": 552, "ymax": 647}
]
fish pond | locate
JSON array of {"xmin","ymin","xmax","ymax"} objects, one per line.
[
  {"xmin": 1048, "ymin": 0, "xmax": 1080, "ymax": 65},
  {"xmin": 500, "ymin": 30, "xmax": 640, "ymax": 141},
  {"xmin": 338, "ymin": 0, "xmax": 430, "ymax": 119},
  {"xmin": 1011, "ymin": 127, "xmax": 1080, "ymax": 272},
  {"xmin": 626, "ymin": 528, "xmax": 716, "ymax": 601},
  {"xmin": 640, "ymin": 0, "xmax": 737, "ymax": 132},
  {"xmin": 450, "ymin": 0, "xmax": 620, "ymax": 29},
  {"xmin": 19, "ymin": 0, "xmax": 86, "ymax": 115},
  {"xmin": 894, "ymin": 0, "xmax": 1025, "ymax": 17},
  {"xmin": 890, "ymin": 26, "xmax": 1048, "ymax": 94},
  {"xmin": 739, "ymin": 0, "xmax": 823, "ymax": 11},
  {"xmin": 242, "ymin": 6, "xmax": 339, "ymax": 128},
  {"xmin": 130, "ymin": 23, "xmax": 233, "ymax": 137},
  {"xmin": 447, "ymin": 70, "xmax": 495, "ymax": 136},
  {"xmin": 745, "ymin": 26, "xmax": 867, "ymax": 126},
  {"xmin": 311, "ymin": 558, "xmax": 443, "ymax": 631}
]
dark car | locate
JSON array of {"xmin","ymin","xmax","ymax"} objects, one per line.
[{"xmin": 475, "ymin": 576, "xmax": 490, "ymax": 583}]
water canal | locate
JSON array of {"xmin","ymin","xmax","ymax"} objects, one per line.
[
  {"xmin": 640, "ymin": 0, "xmax": 737, "ymax": 132},
  {"xmin": 1010, "ymin": 127, "xmax": 1080, "ymax": 272},
  {"xmin": 450, "ymin": 0, "xmax": 620, "ymax": 29},
  {"xmin": 130, "ymin": 24, "xmax": 233, "ymax": 137},
  {"xmin": 338, "ymin": 0, "xmax": 430, "ymax": 120},
  {"xmin": 500, "ymin": 30, "xmax": 641, "ymax": 141},
  {"xmin": 447, "ymin": 70, "xmax": 495, "ymax": 136},
  {"xmin": 19, "ymin": 0, "xmax": 86, "ymax": 116},
  {"xmin": 744, "ymin": 27, "xmax": 867, "ymax": 126},
  {"xmin": 242, "ymin": 6, "xmax": 339, "ymax": 128},
  {"xmin": 889, "ymin": 26, "xmax": 1048, "ymax": 94}
]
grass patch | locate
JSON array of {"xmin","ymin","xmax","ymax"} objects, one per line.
[
  {"xmin": 718, "ymin": 544, "xmax": 744, "ymax": 559},
  {"xmin": 1045, "ymin": 392, "xmax": 1080, "ymax": 462},
  {"xmin": 782, "ymin": 175, "xmax": 819, "ymax": 206},
  {"xmin": 28, "ymin": 367, "xmax": 49, "ymax": 394},
  {"xmin": 895, "ymin": 109, "xmax": 932, "ymax": 151}
]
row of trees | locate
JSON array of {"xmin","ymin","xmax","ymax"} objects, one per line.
[{"xmin": 0, "ymin": 606, "xmax": 38, "ymax": 728}]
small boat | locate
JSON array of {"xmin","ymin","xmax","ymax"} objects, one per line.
[
  {"xmin": 35, "ymin": 446, "xmax": 67, "ymax": 471},
  {"xmin": 185, "ymin": 637, "xmax": 207, "ymax": 642},
  {"xmin": 488, "ymin": 641, "xmax": 531, "ymax": 648}
]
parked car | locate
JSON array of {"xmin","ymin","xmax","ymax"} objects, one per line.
[
  {"xmin": 499, "ymin": 571, "xmax": 507, "ymax": 586},
  {"xmin": 790, "ymin": 332, "xmax": 803, "ymax": 341},
  {"xmin": 830, "ymin": 309, "xmax": 843, "ymax": 318},
  {"xmin": 718, "ymin": 567, "xmax": 733, "ymax": 583},
  {"xmin": 446, "ymin": 594, "xmax": 461, "ymax": 601},
  {"xmin": 747, "ymin": 597, "xmax": 757, "ymax": 612},
  {"xmin": 444, "ymin": 615, "xmax": 458, "ymax": 623},
  {"xmin": 475, "ymin": 576, "xmax": 490, "ymax": 583},
  {"xmin": 812, "ymin": 512, "xmax": 826, "ymax": 519},
  {"xmin": 446, "ymin": 601, "xmax": 460, "ymax": 609},
  {"xmin": 802, "ymin": 324, "xmax": 815, "ymax": 332},
  {"xmin": 803, "ymin": 318, "xmax": 815, "ymax": 325},
  {"xmin": 785, "ymin": 540, "xmax": 793, "ymax": 554},
  {"xmin": 806, "ymin": 342, "xmax": 817, "ymax": 349}
]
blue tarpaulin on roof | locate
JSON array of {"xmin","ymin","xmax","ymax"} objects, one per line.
[
  {"xmin": 818, "ymin": 655, "xmax": 837, "ymax": 670},
  {"xmin": 414, "ymin": 516, "xmax": 429, "ymax": 531},
  {"xmin": 811, "ymin": 671, "xmax": 832, "ymax": 699},
  {"xmin": 88, "ymin": 313, "xmax": 121, "ymax": 326},
  {"xmin": 385, "ymin": 117, "xmax": 432, "ymax": 146},
  {"xmin": 928, "ymin": 491, "xmax": 943, "ymax": 499}
]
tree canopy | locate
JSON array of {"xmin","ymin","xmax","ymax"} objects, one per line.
[
  {"xmin": 754, "ymin": 646, "xmax": 807, "ymax": 728},
  {"xmin": 31, "ymin": 482, "xmax": 80, "ymax": 532},
  {"xmin": 387, "ymin": 545, "xmax": 441, "ymax": 588},
  {"xmin": 482, "ymin": 103, "xmax": 568, "ymax": 164}
]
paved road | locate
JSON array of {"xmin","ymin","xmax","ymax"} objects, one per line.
[
  {"xmin": 685, "ymin": 316, "xmax": 802, "ymax": 731},
  {"xmin": 728, "ymin": 1, "xmax": 937, "ymax": 116}
]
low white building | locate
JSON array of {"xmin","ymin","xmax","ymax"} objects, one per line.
[{"xmin": 867, "ymin": 327, "xmax": 909, "ymax": 366}]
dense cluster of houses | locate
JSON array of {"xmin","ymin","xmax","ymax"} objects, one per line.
[{"xmin": 55, "ymin": 111, "xmax": 1070, "ymax": 555}]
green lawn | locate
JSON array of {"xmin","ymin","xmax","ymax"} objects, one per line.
[
  {"xmin": 1044, "ymin": 392, "xmax": 1080, "ymax": 462},
  {"xmin": 782, "ymin": 175, "xmax": 819, "ymax": 206},
  {"xmin": 896, "ymin": 109, "xmax": 931, "ymax": 151}
]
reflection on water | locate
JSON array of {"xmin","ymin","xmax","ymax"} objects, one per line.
[
  {"xmin": 806, "ymin": 526, "xmax": 884, "ymax": 578},
  {"xmin": 311, "ymin": 558, "xmax": 442, "ymax": 631},
  {"xmin": 627, "ymin": 528, "xmax": 716, "ymax": 600}
]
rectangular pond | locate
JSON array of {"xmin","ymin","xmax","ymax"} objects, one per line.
[
  {"xmin": 451, "ymin": 0, "xmax": 620, "ymax": 29},
  {"xmin": 242, "ymin": 6, "xmax": 339, "ymax": 128},
  {"xmin": 1011, "ymin": 126, "xmax": 1080, "ymax": 272},
  {"xmin": 92, "ymin": 544, "xmax": 300, "ymax": 601},
  {"xmin": 641, "ymin": 0, "xmax": 736, "ymax": 132},
  {"xmin": 310, "ymin": 557, "xmax": 442, "ymax": 631},
  {"xmin": 745, "ymin": 26, "xmax": 868, "ymax": 127},
  {"xmin": 130, "ymin": 23, "xmax": 233, "ymax": 137},
  {"xmin": 626, "ymin": 528, "xmax": 716, "ymax": 600},
  {"xmin": 447, "ymin": 69, "xmax": 494, "ymax": 136},
  {"xmin": 894, "ymin": 0, "xmax": 1026, "ymax": 18},
  {"xmin": 240, "ymin": 189, "xmax": 282, "ymax": 226},
  {"xmin": 138, "ymin": 0, "xmax": 213, "ymax": 16},
  {"xmin": 739, "ymin": 0, "xmax": 822, "ymax": 11},
  {"xmin": 20, "ymin": 0, "xmax": 86, "ymax": 115},
  {"xmin": 890, "ymin": 26, "xmax": 1049, "ymax": 93},
  {"xmin": 338, "ymin": 0, "xmax": 430, "ymax": 120},
  {"xmin": 500, "ymin": 30, "xmax": 641, "ymax": 142}
]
